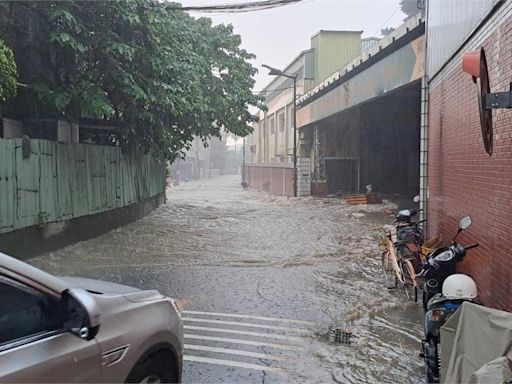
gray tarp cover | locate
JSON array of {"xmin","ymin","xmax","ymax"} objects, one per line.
[{"xmin": 441, "ymin": 302, "xmax": 512, "ymax": 383}]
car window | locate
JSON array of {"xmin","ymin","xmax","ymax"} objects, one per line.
[{"xmin": 0, "ymin": 275, "xmax": 65, "ymax": 345}]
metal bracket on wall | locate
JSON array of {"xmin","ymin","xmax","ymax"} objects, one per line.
[{"xmin": 485, "ymin": 83, "xmax": 512, "ymax": 109}]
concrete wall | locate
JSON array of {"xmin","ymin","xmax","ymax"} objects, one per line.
[
  {"xmin": 2, "ymin": 119, "xmax": 23, "ymax": 138},
  {"xmin": 427, "ymin": 1, "xmax": 512, "ymax": 311},
  {"xmin": 298, "ymin": 23, "xmax": 425, "ymax": 128},
  {"xmin": 0, "ymin": 138, "xmax": 166, "ymax": 236}
]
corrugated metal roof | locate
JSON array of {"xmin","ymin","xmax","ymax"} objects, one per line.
[{"xmin": 427, "ymin": 0, "xmax": 502, "ymax": 78}]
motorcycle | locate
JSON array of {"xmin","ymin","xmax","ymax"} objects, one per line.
[
  {"xmin": 417, "ymin": 216, "xmax": 480, "ymax": 383},
  {"xmin": 395, "ymin": 194, "xmax": 423, "ymax": 225}
]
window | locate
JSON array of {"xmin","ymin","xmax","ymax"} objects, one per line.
[
  {"xmin": 0, "ymin": 276, "xmax": 64, "ymax": 345},
  {"xmin": 270, "ymin": 119, "xmax": 275, "ymax": 135},
  {"xmin": 278, "ymin": 112, "xmax": 285, "ymax": 132}
]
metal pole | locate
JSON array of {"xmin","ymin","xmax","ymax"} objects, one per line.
[
  {"xmin": 242, "ymin": 136, "xmax": 246, "ymax": 184},
  {"xmin": 293, "ymin": 76, "xmax": 297, "ymax": 198}
]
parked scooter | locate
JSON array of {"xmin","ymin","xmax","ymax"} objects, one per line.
[
  {"xmin": 395, "ymin": 195, "xmax": 423, "ymax": 225},
  {"xmin": 417, "ymin": 216, "xmax": 480, "ymax": 383}
]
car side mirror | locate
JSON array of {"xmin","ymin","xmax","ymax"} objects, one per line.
[{"xmin": 62, "ymin": 288, "xmax": 101, "ymax": 341}]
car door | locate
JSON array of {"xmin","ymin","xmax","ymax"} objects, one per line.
[{"xmin": 0, "ymin": 274, "xmax": 103, "ymax": 383}]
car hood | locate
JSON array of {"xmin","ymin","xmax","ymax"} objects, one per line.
[{"xmin": 59, "ymin": 276, "xmax": 142, "ymax": 294}]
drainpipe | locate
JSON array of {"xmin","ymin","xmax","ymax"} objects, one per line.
[
  {"xmin": 419, "ymin": 2, "xmax": 430, "ymax": 225},
  {"xmin": 419, "ymin": 76, "xmax": 429, "ymax": 223}
]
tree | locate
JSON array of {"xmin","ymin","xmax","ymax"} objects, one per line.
[
  {"xmin": 208, "ymin": 136, "xmax": 228, "ymax": 170},
  {"xmin": 400, "ymin": 0, "xmax": 420, "ymax": 18},
  {"xmin": 0, "ymin": 38, "xmax": 17, "ymax": 101},
  {"xmin": 381, "ymin": 27, "xmax": 395, "ymax": 36},
  {"xmin": 0, "ymin": 1, "xmax": 264, "ymax": 161}
]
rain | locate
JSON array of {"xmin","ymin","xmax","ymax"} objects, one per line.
[{"xmin": 30, "ymin": 175, "xmax": 424, "ymax": 383}]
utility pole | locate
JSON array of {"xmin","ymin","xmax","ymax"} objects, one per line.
[{"xmin": 292, "ymin": 75, "xmax": 297, "ymax": 198}]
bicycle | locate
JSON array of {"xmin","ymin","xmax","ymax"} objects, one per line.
[{"xmin": 377, "ymin": 224, "xmax": 419, "ymax": 301}]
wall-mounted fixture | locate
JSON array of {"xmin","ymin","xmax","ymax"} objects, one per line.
[{"xmin": 462, "ymin": 47, "xmax": 512, "ymax": 155}]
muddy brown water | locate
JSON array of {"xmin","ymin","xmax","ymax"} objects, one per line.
[{"xmin": 30, "ymin": 175, "xmax": 424, "ymax": 383}]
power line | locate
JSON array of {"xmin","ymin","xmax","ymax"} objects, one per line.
[
  {"xmin": 174, "ymin": 0, "xmax": 304, "ymax": 13},
  {"xmin": 374, "ymin": 6, "xmax": 401, "ymax": 36}
]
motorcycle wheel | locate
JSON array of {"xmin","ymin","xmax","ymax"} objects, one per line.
[{"xmin": 424, "ymin": 337, "xmax": 440, "ymax": 383}]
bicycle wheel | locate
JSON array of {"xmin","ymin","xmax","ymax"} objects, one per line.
[
  {"xmin": 401, "ymin": 259, "xmax": 418, "ymax": 302},
  {"xmin": 381, "ymin": 251, "xmax": 394, "ymax": 284}
]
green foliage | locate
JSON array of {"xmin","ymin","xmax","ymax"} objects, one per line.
[
  {"xmin": 0, "ymin": 1, "xmax": 264, "ymax": 160},
  {"xmin": 38, "ymin": 211, "xmax": 51, "ymax": 224},
  {"xmin": 399, "ymin": 0, "xmax": 419, "ymax": 18},
  {"xmin": 381, "ymin": 27, "xmax": 395, "ymax": 36},
  {"xmin": 209, "ymin": 136, "xmax": 228, "ymax": 170},
  {"xmin": 0, "ymin": 38, "xmax": 17, "ymax": 101}
]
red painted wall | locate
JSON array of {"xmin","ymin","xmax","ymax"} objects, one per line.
[
  {"xmin": 428, "ymin": 13, "xmax": 512, "ymax": 311},
  {"xmin": 245, "ymin": 165, "xmax": 293, "ymax": 197}
]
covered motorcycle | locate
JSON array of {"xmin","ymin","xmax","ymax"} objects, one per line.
[{"xmin": 440, "ymin": 301, "xmax": 512, "ymax": 383}]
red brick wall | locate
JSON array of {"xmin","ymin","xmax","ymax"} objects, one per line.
[
  {"xmin": 428, "ymin": 13, "xmax": 512, "ymax": 311},
  {"xmin": 245, "ymin": 165, "xmax": 293, "ymax": 197}
]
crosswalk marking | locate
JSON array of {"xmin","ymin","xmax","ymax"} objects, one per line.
[
  {"xmin": 184, "ymin": 355, "xmax": 286, "ymax": 372},
  {"xmin": 183, "ymin": 310, "xmax": 313, "ymax": 373},
  {"xmin": 183, "ymin": 310, "xmax": 314, "ymax": 325},
  {"xmin": 184, "ymin": 344, "xmax": 291, "ymax": 361},
  {"xmin": 182, "ymin": 317, "xmax": 308, "ymax": 333},
  {"xmin": 184, "ymin": 334, "xmax": 304, "ymax": 351},
  {"xmin": 184, "ymin": 325, "xmax": 304, "ymax": 341}
]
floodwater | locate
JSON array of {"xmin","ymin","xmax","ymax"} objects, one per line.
[{"xmin": 31, "ymin": 175, "xmax": 424, "ymax": 383}]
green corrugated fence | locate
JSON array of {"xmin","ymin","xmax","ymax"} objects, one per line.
[{"xmin": 0, "ymin": 138, "xmax": 166, "ymax": 235}]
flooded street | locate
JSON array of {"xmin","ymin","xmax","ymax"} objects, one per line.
[{"xmin": 30, "ymin": 175, "xmax": 424, "ymax": 383}]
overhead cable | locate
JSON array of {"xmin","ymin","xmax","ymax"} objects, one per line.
[{"xmin": 172, "ymin": 0, "xmax": 304, "ymax": 13}]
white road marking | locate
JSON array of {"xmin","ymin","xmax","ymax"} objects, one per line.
[
  {"xmin": 184, "ymin": 355, "xmax": 285, "ymax": 372},
  {"xmin": 184, "ymin": 334, "xmax": 304, "ymax": 351},
  {"xmin": 183, "ymin": 310, "xmax": 314, "ymax": 326},
  {"xmin": 182, "ymin": 317, "xmax": 308, "ymax": 333},
  {"xmin": 184, "ymin": 325, "xmax": 303, "ymax": 341},
  {"xmin": 184, "ymin": 344, "xmax": 291, "ymax": 361}
]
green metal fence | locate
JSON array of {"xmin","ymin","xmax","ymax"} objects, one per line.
[{"xmin": 0, "ymin": 138, "xmax": 166, "ymax": 234}]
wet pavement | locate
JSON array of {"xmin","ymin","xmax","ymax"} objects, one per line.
[{"xmin": 30, "ymin": 175, "xmax": 424, "ymax": 383}]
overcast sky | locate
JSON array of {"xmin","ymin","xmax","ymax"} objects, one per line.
[{"xmin": 180, "ymin": 0, "xmax": 407, "ymax": 91}]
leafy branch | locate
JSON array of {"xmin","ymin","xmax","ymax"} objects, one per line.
[{"xmin": 0, "ymin": 0, "xmax": 265, "ymax": 161}]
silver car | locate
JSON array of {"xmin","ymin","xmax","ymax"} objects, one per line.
[{"xmin": 0, "ymin": 252, "xmax": 183, "ymax": 383}]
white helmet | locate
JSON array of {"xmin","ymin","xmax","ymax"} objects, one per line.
[{"xmin": 442, "ymin": 274, "xmax": 478, "ymax": 300}]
